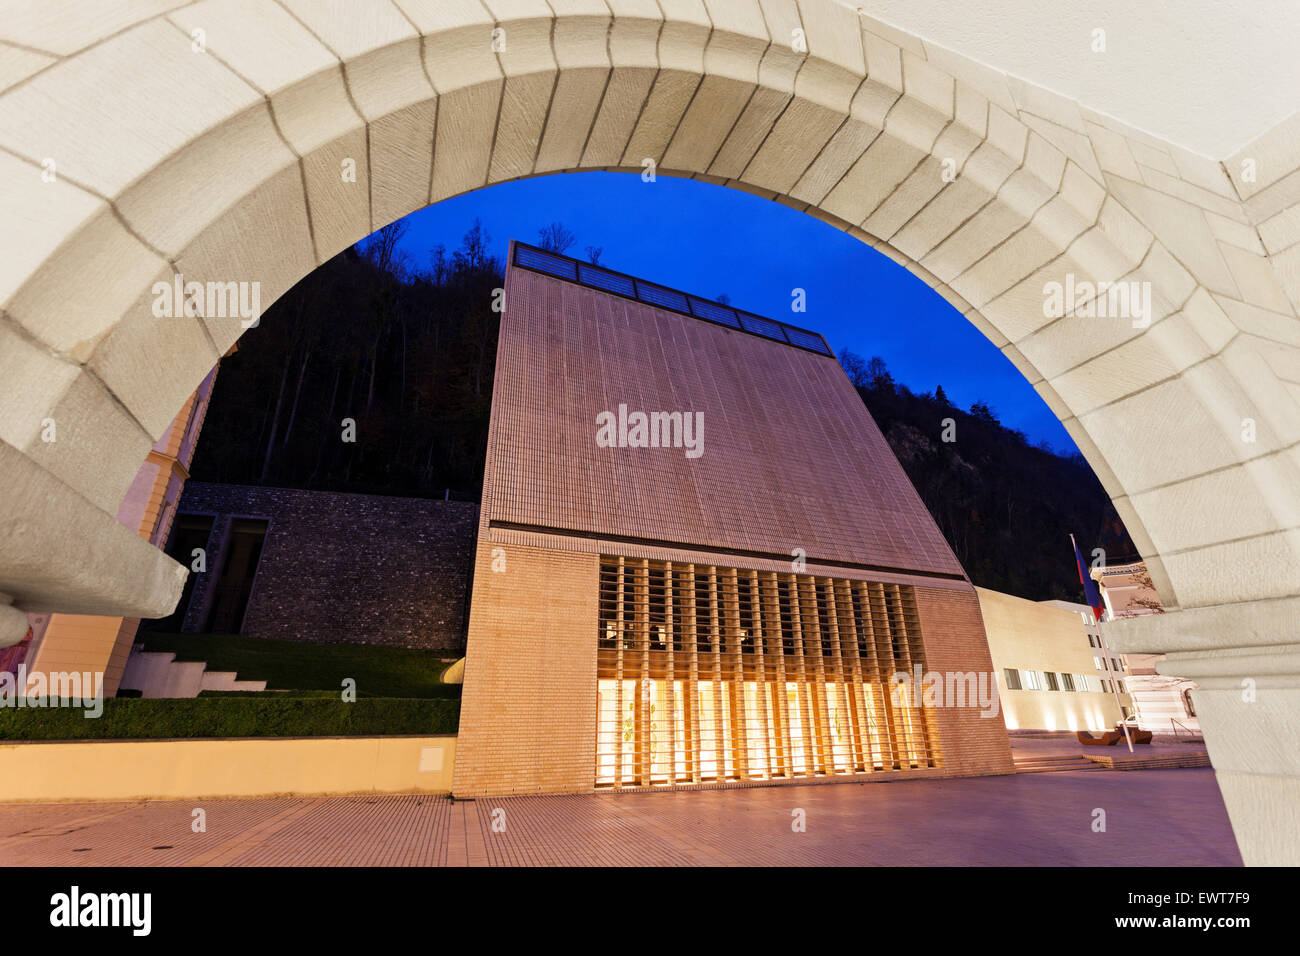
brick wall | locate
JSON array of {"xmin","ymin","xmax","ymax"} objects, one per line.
[
  {"xmin": 452, "ymin": 541, "xmax": 599, "ymax": 796},
  {"xmin": 914, "ymin": 584, "xmax": 1015, "ymax": 776},
  {"xmin": 175, "ymin": 482, "xmax": 477, "ymax": 652}
]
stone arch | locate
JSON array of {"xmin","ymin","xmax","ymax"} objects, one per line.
[{"xmin": 1, "ymin": 1, "xmax": 1298, "ymax": 862}]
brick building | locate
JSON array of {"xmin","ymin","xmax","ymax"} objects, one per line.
[
  {"xmin": 160, "ymin": 483, "xmax": 477, "ymax": 653},
  {"xmin": 452, "ymin": 243, "xmax": 1015, "ymax": 797}
]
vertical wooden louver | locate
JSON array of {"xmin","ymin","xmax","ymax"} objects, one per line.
[{"xmin": 595, "ymin": 558, "xmax": 943, "ymax": 788}]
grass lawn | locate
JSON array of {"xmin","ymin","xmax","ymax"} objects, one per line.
[{"xmin": 137, "ymin": 632, "xmax": 460, "ymax": 699}]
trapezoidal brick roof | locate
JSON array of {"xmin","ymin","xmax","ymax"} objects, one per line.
[{"xmin": 480, "ymin": 241, "xmax": 968, "ymax": 581}]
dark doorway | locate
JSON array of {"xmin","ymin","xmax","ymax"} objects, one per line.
[
  {"xmin": 204, "ymin": 518, "xmax": 269, "ymax": 634},
  {"xmin": 143, "ymin": 513, "xmax": 215, "ymax": 633}
]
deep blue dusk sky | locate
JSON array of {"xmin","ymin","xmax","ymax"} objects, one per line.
[{"xmin": 390, "ymin": 171, "xmax": 1077, "ymax": 454}]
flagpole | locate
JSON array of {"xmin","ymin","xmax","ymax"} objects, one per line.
[
  {"xmin": 1095, "ymin": 612, "xmax": 1134, "ymax": 753},
  {"xmin": 1072, "ymin": 534, "xmax": 1133, "ymax": 753}
]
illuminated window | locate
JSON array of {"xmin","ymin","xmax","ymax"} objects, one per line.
[{"xmin": 594, "ymin": 557, "xmax": 942, "ymax": 787}]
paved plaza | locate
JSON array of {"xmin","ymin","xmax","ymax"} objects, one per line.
[{"xmin": 0, "ymin": 767, "xmax": 1240, "ymax": 867}]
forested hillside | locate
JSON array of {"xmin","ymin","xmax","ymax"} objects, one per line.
[
  {"xmin": 190, "ymin": 221, "xmax": 502, "ymax": 499},
  {"xmin": 840, "ymin": 351, "xmax": 1138, "ymax": 601}
]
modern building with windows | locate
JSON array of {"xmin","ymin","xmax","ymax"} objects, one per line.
[
  {"xmin": 451, "ymin": 243, "xmax": 1014, "ymax": 796},
  {"xmin": 978, "ymin": 587, "xmax": 1131, "ymax": 733}
]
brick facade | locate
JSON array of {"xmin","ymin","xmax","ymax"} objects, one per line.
[
  {"xmin": 914, "ymin": 585, "xmax": 1015, "ymax": 777},
  {"xmin": 453, "ymin": 249, "xmax": 1015, "ymax": 797},
  {"xmin": 174, "ymin": 482, "xmax": 477, "ymax": 652},
  {"xmin": 452, "ymin": 542, "xmax": 599, "ymax": 796}
]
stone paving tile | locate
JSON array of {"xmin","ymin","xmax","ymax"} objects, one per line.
[
  {"xmin": 0, "ymin": 769, "xmax": 1241, "ymax": 866},
  {"xmin": 221, "ymin": 795, "xmax": 451, "ymax": 867},
  {"xmin": 0, "ymin": 797, "xmax": 301, "ymax": 867}
]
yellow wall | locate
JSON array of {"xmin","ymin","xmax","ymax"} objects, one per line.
[
  {"xmin": 975, "ymin": 587, "xmax": 1129, "ymax": 733},
  {"xmin": 0, "ymin": 735, "xmax": 455, "ymax": 802}
]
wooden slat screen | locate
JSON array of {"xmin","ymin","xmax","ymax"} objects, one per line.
[{"xmin": 595, "ymin": 558, "xmax": 943, "ymax": 788}]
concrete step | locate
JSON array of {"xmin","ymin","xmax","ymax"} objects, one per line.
[
  {"xmin": 1012, "ymin": 755, "xmax": 1104, "ymax": 773},
  {"xmin": 118, "ymin": 651, "xmax": 178, "ymax": 694},
  {"xmin": 120, "ymin": 648, "xmax": 266, "ymax": 698},
  {"xmin": 1083, "ymin": 751, "xmax": 1212, "ymax": 771},
  {"xmin": 199, "ymin": 671, "xmax": 241, "ymax": 692},
  {"xmin": 159, "ymin": 660, "xmax": 206, "ymax": 698},
  {"xmin": 1015, "ymin": 764, "xmax": 1105, "ymax": 773}
]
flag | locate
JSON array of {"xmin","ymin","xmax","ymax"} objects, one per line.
[{"xmin": 1071, "ymin": 534, "xmax": 1105, "ymax": 622}]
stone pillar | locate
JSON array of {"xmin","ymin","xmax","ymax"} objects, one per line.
[
  {"xmin": 20, "ymin": 365, "xmax": 221, "ymax": 696},
  {"xmin": 1108, "ymin": 598, "xmax": 1300, "ymax": 866}
]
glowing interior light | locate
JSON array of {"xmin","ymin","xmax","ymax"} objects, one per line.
[{"xmin": 594, "ymin": 559, "xmax": 943, "ymax": 788}]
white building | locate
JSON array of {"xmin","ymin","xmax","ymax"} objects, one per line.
[
  {"xmin": 1092, "ymin": 562, "xmax": 1199, "ymax": 735},
  {"xmin": 977, "ymin": 588, "xmax": 1130, "ymax": 733}
]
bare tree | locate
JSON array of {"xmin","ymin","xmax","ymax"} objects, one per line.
[
  {"xmin": 538, "ymin": 222, "xmax": 577, "ymax": 254},
  {"xmin": 585, "ymin": 245, "xmax": 603, "ymax": 264},
  {"xmin": 838, "ymin": 348, "xmax": 870, "ymax": 387},
  {"xmin": 866, "ymin": 356, "xmax": 895, "ymax": 392},
  {"xmin": 260, "ymin": 294, "xmax": 315, "ymax": 482},
  {"xmin": 356, "ymin": 222, "xmax": 413, "ymax": 411},
  {"xmin": 456, "ymin": 219, "xmax": 492, "ymax": 271},
  {"xmin": 363, "ymin": 221, "xmax": 410, "ymax": 278}
]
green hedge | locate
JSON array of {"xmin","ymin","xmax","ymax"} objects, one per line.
[{"xmin": 0, "ymin": 696, "xmax": 459, "ymax": 741}]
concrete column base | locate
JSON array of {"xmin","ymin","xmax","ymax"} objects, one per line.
[{"xmin": 1109, "ymin": 600, "xmax": 1300, "ymax": 866}]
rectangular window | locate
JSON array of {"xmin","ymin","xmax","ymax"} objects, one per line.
[
  {"xmin": 595, "ymin": 558, "xmax": 941, "ymax": 787},
  {"xmin": 1003, "ymin": 668, "xmax": 1022, "ymax": 690}
]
